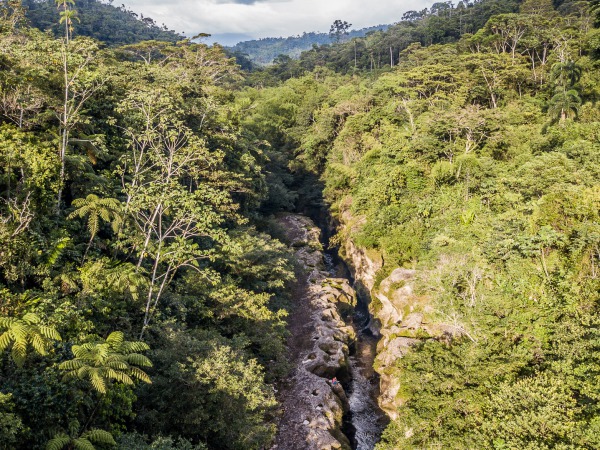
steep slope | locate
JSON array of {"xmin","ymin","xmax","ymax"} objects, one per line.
[
  {"xmin": 239, "ymin": 0, "xmax": 600, "ymax": 448},
  {"xmin": 23, "ymin": 0, "xmax": 182, "ymax": 45}
]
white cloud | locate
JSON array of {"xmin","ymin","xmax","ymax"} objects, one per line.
[{"xmin": 119, "ymin": 0, "xmax": 436, "ymax": 43}]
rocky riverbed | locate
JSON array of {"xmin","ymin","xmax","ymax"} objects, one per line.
[{"xmin": 272, "ymin": 214, "xmax": 386, "ymax": 450}]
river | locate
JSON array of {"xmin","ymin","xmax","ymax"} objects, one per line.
[{"xmin": 324, "ymin": 252, "xmax": 389, "ymax": 450}]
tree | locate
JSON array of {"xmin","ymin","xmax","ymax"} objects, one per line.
[
  {"xmin": 0, "ymin": 312, "xmax": 61, "ymax": 367},
  {"xmin": 59, "ymin": 331, "xmax": 152, "ymax": 394},
  {"xmin": 0, "ymin": 0, "xmax": 25, "ymax": 33},
  {"xmin": 68, "ymin": 194, "xmax": 122, "ymax": 261},
  {"xmin": 548, "ymin": 60, "xmax": 582, "ymax": 122},
  {"xmin": 548, "ymin": 88, "xmax": 581, "ymax": 122},
  {"xmin": 483, "ymin": 373, "xmax": 580, "ymax": 448},
  {"xmin": 53, "ymin": 0, "xmax": 105, "ymax": 211},
  {"xmin": 329, "ymin": 19, "xmax": 352, "ymax": 43},
  {"xmin": 116, "ymin": 85, "xmax": 234, "ymax": 338},
  {"xmin": 46, "ymin": 428, "xmax": 116, "ymax": 450}
]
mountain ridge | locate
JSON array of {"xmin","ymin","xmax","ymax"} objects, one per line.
[{"xmin": 228, "ymin": 24, "xmax": 389, "ymax": 65}]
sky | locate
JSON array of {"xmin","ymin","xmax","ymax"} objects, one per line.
[{"xmin": 119, "ymin": 0, "xmax": 435, "ymax": 46}]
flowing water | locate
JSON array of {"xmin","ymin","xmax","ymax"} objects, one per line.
[{"xmin": 324, "ymin": 252, "xmax": 389, "ymax": 450}]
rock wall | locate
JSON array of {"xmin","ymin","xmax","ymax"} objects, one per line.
[
  {"xmin": 337, "ymin": 211, "xmax": 444, "ymax": 421},
  {"xmin": 272, "ymin": 214, "xmax": 357, "ymax": 450}
]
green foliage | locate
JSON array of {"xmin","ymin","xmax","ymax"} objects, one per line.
[
  {"xmin": 59, "ymin": 331, "xmax": 152, "ymax": 394},
  {"xmin": 68, "ymin": 195, "xmax": 122, "ymax": 240},
  {"xmin": 46, "ymin": 428, "xmax": 116, "ymax": 450},
  {"xmin": 0, "ymin": 9, "xmax": 295, "ymax": 445},
  {"xmin": 3, "ymin": 0, "xmax": 600, "ymax": 448},
  {"xmin": 0, "ymin": 393, "xmax": 26, "ymax": 449},
  {"xmin": 24, "ymin": 0, "xmax": 182, "ymax": 45},
  {"xmin": 0, "ymin": 313, "xmax": 61, "ymax": 366},
  {"xmin": 236, "ymin": 1, "xmax": 600, "ymax": 449},
  {"xmin": 118, "ymin": 433, "xmax": 207, "ymax": 450},
  {"xmin": 135, "ymin": 330, "xmax": 277, "ymax": 449},
  {"xmin": 229, "ymin": 25, "xmax": 387, "ymax": 66}
]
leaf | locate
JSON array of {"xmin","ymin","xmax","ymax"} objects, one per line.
[
  {"xmin": 105, "ymin": 331, "xmax": 124, "ymax": 348},
  {"xmin": 125, "ymin": 353, "xmax": 152, "ymax": 367},
  {"xmin": 83, "ymin": 429, "xmax": 116, "ymax": 445},
  {"xmin": 11, "ymin": 340, "xmax": 27, "ymax": 367},
  {"xmin": 129, "ymin": 366, "xmax": 152, "ymax": 384},
  {"xmin": 46, "ymin": 433, "xmax": 71, "ymax": 450},
  {"xmin": 39, "ymin": 325, "xmax": 62, "ymax": 341},
  {"xmin": 90, "ymin": 371, "xmax": 107, "ymax": 394},
  {"xmin": 22, "ymin": 312, "xmax": 41, "ymax": 324},
  {"xmin": 72, "ymin": 437, "xmax": 96, "ymax": 450},
  {"xmin": 30, "ymin": 333, "xmax": 48, "ymax": 355},
  {"xmin": 0, "ymin": 332, "xmax": 12, "ymax": 352}
]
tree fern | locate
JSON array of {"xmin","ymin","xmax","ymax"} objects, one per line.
[
  {"xmin": 68, "ymin": 194, "xmax": 123, "ymax": 261},
  {"xmin": 59, "ymin": 331, "xmax": 152, "ymax": 394},
  {"xmin": 46, "ymin": 428, "xmax": 116, "ymax": 450},
  {"xmin": 0, "ymin": 313, "xmax": 62, "ymax": 366}
]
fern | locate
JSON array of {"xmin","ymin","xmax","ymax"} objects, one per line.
[
  {"xmin": 46, "ymin": 428, "xmax": 116, "ymax": 450},
  {"xmin": 46, "ymin": 433, "xmax": 71, "ymax": 450},
  {"xmin": 46, "ymin": 237, "xmax": 71, "ymax": 267},
  {"xmin": 105, "ymin": 331, "xmax": 124, "ymax": 346},
  {"xmin": 68, "ymin": 195, "xmax": 123, "ymax": 261},
  {"xmin": 0, "ymin": 312, "xmax": 61, "ymax": 366},
  {"xmin": 82, "ymin": 429, "xmax": 116, "ymax": 445},
  {"xmin": 59, "ymin": 331, "xmax": 152, "ymax": 393},
  {"xmin": 72, "ymin": 438, "xmax": 96, "ymax": 450}
]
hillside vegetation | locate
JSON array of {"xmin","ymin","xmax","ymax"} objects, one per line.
[
  {"xmin": 238, "ymin": 0, "xmax": 600, "ymax": 448},
  {"xmin": 1, "ymin": 2, "xmax": 290, "ymax": 449},
  {"xmin": 228, "ymin": 26, "xmax": 388, "ymax": 66},
  {"xmin": 1, "ymin": 0, "xmax": 600, "ymax": 449},
  {"xmin": 24, "ymin": 0, "xmax": 182, "ymax": 45}
]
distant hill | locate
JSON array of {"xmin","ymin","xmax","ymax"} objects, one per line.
[
  {"xmin": 229, "ymin": 25, "xmax": 389, "ymax": 65},
  {"xmin": 23, "ymin": 0, "xmax": 182, "ymax": 46}
]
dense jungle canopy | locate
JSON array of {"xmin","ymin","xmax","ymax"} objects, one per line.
[{"xmin": 1, "ymin": 0, "xmax": 599, "ymax": 448}]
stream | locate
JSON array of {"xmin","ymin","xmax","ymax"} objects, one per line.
[{"xmin": 324, "ymin": 252, "xmax": 389, "ymax": 450}]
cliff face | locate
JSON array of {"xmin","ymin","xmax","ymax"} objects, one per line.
[
  {"xmin": 272, "ymin": 214, "xmax": 357, "ymax": 450},
  {"xmin": 337, "ymin": 211, "xmax": 448, "ymax": 420}
]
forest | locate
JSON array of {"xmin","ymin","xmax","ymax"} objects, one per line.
[
  {"xmin": 227, "ymin": 25, "xmax": 388, "ymax": 66},
  {"xmin": 1, "ymin": 0, "xmax": 599, "ymax": 449}
]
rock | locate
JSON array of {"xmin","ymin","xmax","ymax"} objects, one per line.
[
  {"xmin": 379, "ymin": 374, "xmax": 402, "ymax": 420},
  {"xmin": 337, "ymin": 209, "xmax": 449, "ymax": 426},
  {"xmin": 376, "ymin": 337, "xmax": 418, "ymax": 368},
  {"xmin": 272, "ymin": 214, "xmax": 356, "ymax": 450}
]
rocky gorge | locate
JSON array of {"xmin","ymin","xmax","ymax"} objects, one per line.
[
  {"xmin": 336, "ymin": 209, "xmax": 460, "ymax": 422},
  {"xmin": 271, "ymin": 209, "xmax": 461, "ymax": 448},
  {"xmin": 272, "ymin": 214, "xmax": 387, "ymax": 450}
]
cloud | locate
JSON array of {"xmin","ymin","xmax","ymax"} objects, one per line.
[{"xmin": 120, "ymin": 0, "xmax": 435, "ymax": 43}]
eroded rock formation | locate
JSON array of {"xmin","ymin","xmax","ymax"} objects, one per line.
[
  {"xmin": 337, "ymin": 210, "xmax": 448, "ymax": 420},
  {"xmin": 272, "ymin": 214, "xmax": 357, "ymax": 450}
]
